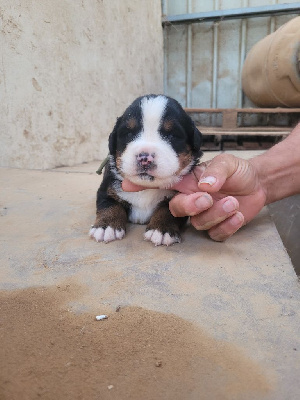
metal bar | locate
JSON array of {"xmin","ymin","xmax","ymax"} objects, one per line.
[
  {"xmin": 186, "ymin": 26, "xmax": 192, "ymax": 107},
  {"xmin": 238, "ymin": 18, "xmax": 247, "ymax": 107},
  {"xmin": 186, "ymin": 0, "xmax": 193, "ymax": 107},
  {"xmin": 185, "ymin": 107, "xmax": 300, "ymax": 113},
  {"xmin": 163, "ymin": 31, "xmax": 168, "ymax": 96},
  {"xmin": 162, "ymin": 3, "xmax": 300, "ymax": 25},
  {"xmin": 237, "ymin": 0, "xmax": 248, "ymax": 108},
  {"xmin": 162, "ymin": 0, "xmax": 168, "ymax": 95},
  {"xmin": 212, "ymin": 21, "xmax": 218, "ymax": 109},
  {"xmin": 269, "ymin": 0, "xmax": 277, "ymax": 33},
  {"xmin": 186, "ymin": 27, "xmax": 192, "ymax": 107},
  {"xmin": 211, "ymin": 0, "xmax": 219, "ymax": 122}
]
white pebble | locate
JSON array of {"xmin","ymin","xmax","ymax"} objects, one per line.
[
  {"xmin": 108, "ymin": 385, "xmax": 114, "ymax": 390},
  {"xmin": 95, "ymin": 315, "xmax": 108, "ymax": 321}
]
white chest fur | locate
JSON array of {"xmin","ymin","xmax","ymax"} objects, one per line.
[{"xmin": 118, "ymin": 189, "xmax": 175, "ymax": 224}]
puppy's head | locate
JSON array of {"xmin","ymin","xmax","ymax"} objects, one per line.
[{"xmin": 109, "ymin": 95, "xmax": 202, "ymax": 188}]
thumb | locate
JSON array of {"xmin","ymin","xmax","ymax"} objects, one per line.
[{"xmin": 196, "ymin": 154, "xmax": 240, "ymax": 193}]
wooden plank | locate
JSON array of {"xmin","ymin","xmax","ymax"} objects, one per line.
[
  {"xmin": 188, "ymin": 108, "xmax": 298, "ymax": 138},
  {"xmin": 197, "ymin": 126, "xmax": 290, "ymax": 136},
  {"xmin": 222, "ymin": 110, "xmax": 238, "ymax": 129}
]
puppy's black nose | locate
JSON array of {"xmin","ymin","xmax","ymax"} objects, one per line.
[{"xmin": 137, "ymin": 152, "xmax": 155, "ymax": 168}]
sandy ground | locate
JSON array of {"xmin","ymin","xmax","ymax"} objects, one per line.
[{"xmin": 0, "ymin": 283, "xmax": 270, "ymax": 400}]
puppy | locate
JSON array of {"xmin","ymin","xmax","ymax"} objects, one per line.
[{"xmin": 89, "ymin": 94, "xmax": 202, "ymax": 246}]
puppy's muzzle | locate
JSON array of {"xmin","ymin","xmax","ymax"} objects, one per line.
[{"xmin": 136, "ymin": 152, "xmax": 156, "ymax": 172}]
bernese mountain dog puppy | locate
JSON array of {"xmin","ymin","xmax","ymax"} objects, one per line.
[{"xmin": 89, "ymin": 94, "xmax": 202, "ymax": 246}]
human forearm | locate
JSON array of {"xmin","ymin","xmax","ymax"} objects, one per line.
[{"xmin": 250, "ymin": 123, "xmax": 300, "ymax": 205}]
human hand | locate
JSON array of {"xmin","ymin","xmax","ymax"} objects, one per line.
[
  {"xmin": 170, "ymin": 154, "xmax": 267, "ymax": 241},
  {"xmin": 122, "ymin": 153, "xmax": 267, "ymax": 241}
]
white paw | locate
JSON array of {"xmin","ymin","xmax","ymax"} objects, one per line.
[
  {"xmin": 89, "ymin": 226, "xmax": 125, "ymax": 243},
  {"xmin": 144, "ymin": 229, "xmax": 181, "ymax": 246}
]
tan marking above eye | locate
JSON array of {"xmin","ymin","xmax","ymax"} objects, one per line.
[
  {"xmin": 126, "ymin": 117, "xmax": 137, "ymax": 130},
  {"xmin": 163, "ymin": 120, "xmax": 173, "ymax": 132},
  {"xmin": 177, "ymin": 152, "xmax": 193, "ymax": 172}
]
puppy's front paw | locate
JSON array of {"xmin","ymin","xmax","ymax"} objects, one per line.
[
  {"xmin": 89, "ymin": 226, "xmax": 125, "ymax": 243},
  {"xmin": 144, "ymin": 229, "xmax": 181, "ymax": 246}
]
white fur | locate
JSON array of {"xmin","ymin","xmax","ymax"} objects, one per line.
[
  {"xmin": 89, "ymin": 227, "xmax": 125, "ymax": 243},
  {"xmin": 118, "ymin": 188, "xmax": 175, "ymax": 224},
  {"xmin": 141, "ymin": 96, "xmax": 168, "ymax": 141},
  {"xmin": 120, "ymin": 96, "xmax": 180, "ymax": 189},
  {"xmin": 144, "ymin": 229, "xmax": 181, "ymax": 246}
]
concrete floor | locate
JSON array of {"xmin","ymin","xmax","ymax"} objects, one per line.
[
  {"xmin": 1, "ymin": 152, "xmax": 300, "ymax": 399},
  {"xmin": 268, "ymin": 194, "xmax": 300, "ymax": 275}
]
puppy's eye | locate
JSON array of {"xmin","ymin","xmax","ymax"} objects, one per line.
[
  {"xmin": 166, "ymin": 130, "xmax": 175, "ymax": 137},
  {"xmin": 161, "ymin": 129, "xmax": 176, "ymax": 139}
]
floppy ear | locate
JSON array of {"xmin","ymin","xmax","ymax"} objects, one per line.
[
  {"xmin": 108, "ymin": 117, "xmax": 122, "ymax": 155},
  {"xmin": 183, "ymin": 110, "xmax": 202, "ymax": 152},
  {"xmin": 192, "ymin": 122, "xmax": 202, "ymax": 151}
]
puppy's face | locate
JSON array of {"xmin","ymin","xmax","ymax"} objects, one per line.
[{"xmin": 109, "ymin": 95, "xmax": 202, "ymax": 188}]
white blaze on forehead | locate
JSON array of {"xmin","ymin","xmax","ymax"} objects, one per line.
[{"xmin": 141, "ymin": 96, "xmax": 168, "ymax": 139}]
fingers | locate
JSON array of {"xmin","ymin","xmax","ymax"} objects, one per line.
[
  {"xmin": 190, "ymin": 196, "xmax": 239, "ymax": 230},
  {"xmin": 169, "ymin": 192, "xmax": 213, "ymax": 217},
  {"xmin": 207, "ymin": 212, "xmax": 245, "ymax": 241},
  {"xmin": 189, "ymin": 195, "xmax": 245, "ymax": 241}
]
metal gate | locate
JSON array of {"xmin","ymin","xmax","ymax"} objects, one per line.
[{"xmin": 162, "ymin": 0, "xmax": 300, "ymax": 108}]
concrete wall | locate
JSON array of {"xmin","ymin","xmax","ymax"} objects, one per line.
[{"xmin": 0, "ymin": 0, "xmax": 163, "ymax": 169}]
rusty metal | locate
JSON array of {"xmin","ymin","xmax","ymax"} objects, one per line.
[{"xmin": 162, "ymin": 4, "xmax": 300, "ymax": 26}]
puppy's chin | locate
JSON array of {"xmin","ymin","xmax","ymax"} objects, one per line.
[{"xmin": 126, "ymin": 174, "xmax": 182, "ymax": 189}]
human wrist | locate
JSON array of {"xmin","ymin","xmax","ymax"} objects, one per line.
[
  {"xmin": 250, "ymin": 125, "xmax": 300, "ymax": 205},
  {"xmin": 250, "ymin": 154, "xmax": 275, "ymax": 205}
]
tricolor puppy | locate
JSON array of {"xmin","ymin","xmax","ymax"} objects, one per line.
[{"xmin": 89, "ymin": 94, "xmax": 202, "ymax": 246}]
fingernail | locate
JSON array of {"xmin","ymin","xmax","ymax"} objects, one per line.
[
  {"xmin": 195, "ymin": 195, "xmax": 213, "ymax": 210},
  {"xmin": 230, "ymin": 213, "xmax": 244, "ymax": 226},
  {"xmin": 199, "ymin": 176, "xmax": 217, "ymax": 186},
  {"xmin": 222, "ymin": 199, "xmax": 238, "ymax": 213}
]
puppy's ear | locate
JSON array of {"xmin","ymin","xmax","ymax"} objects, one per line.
[
  {"xmin": 192, "ymin": 122, "xmax": 202, "ymax": 151},
  {"xmin": 183, "ymin": 110, "xmax": 202, "ymax": 151},
  {"xmin": 108, "ymin": 117, "xmax": 122, "ymax": 155}
]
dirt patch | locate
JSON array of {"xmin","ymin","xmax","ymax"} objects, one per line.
[{"xmin": 0, "ymin": 284, "xmax": 272, "ymax": 400}]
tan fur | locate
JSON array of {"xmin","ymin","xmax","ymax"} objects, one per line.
[
  {"xmin": 126, "ymin": 117, "xmax": 137, "ymax": 130},
  {"xmin": 163, "ymin": 119, "xmax": 173, "ymax": 132},
  {"xmin": 177, "ymin": 150, "xmax": 193, "ymax": 173}
]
